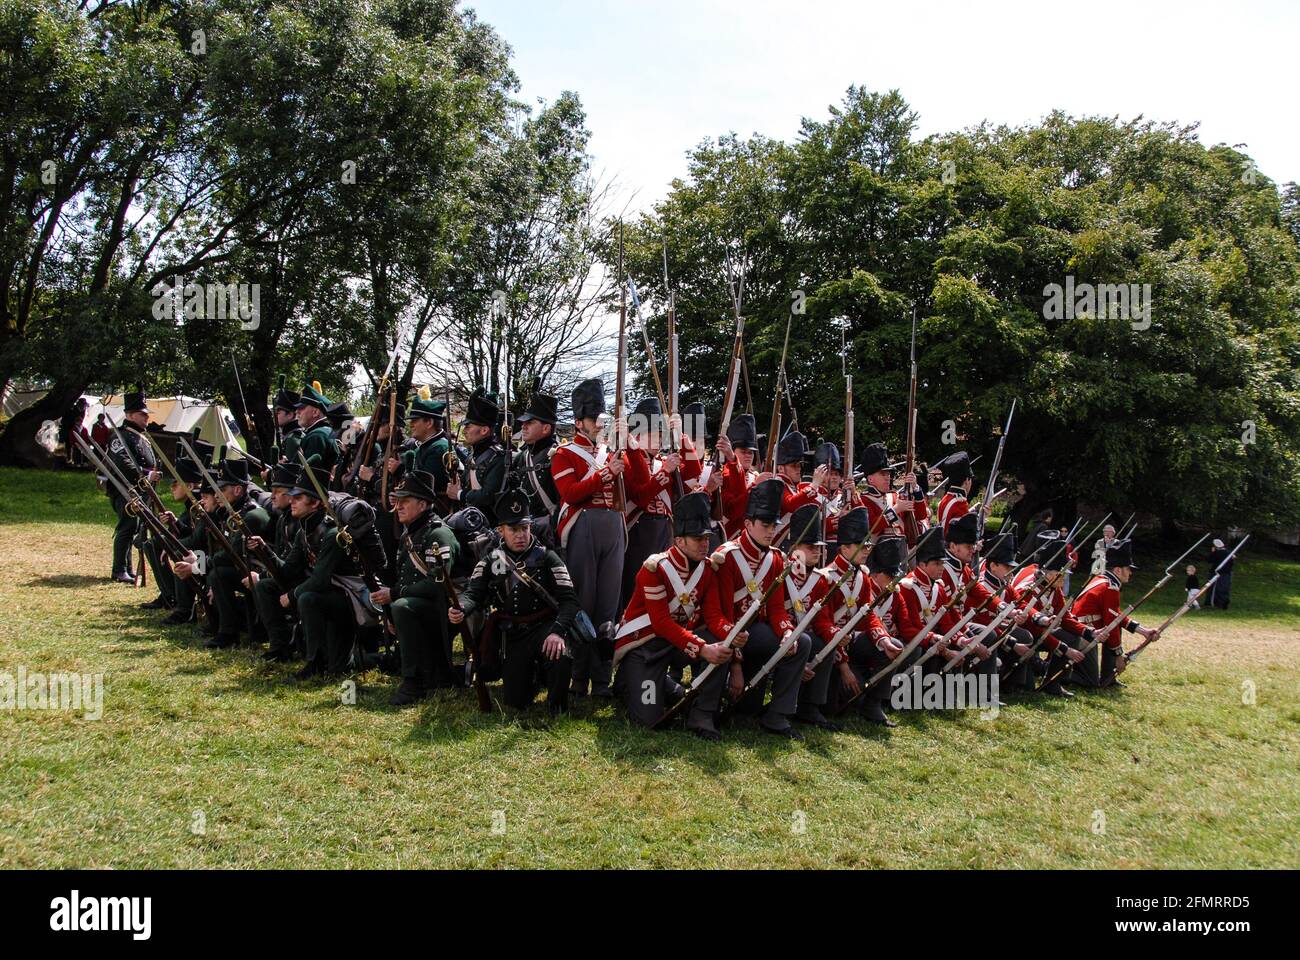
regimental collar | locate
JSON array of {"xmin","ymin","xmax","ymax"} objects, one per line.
[
  {"xmin": 983, "ymin": 567, "xmax": 1004, "ymax": 589},
  {"xmin": 948, "ymin": 488, "xmax": 966, "ymax": 501},
  {"xmin": 739, "ymin": 531, "xmax": 767, "ymax": 562},
  {"xmin": 404, "ymin": 509, "xmax": 431, "ymax": 536},
  {"xmin": 1104, "ymin": 570, "xmax": 1121, "ymax": 589},
  {"xmin": 911, "ymin": 565, "xmax": 933, "ymax": 586},
  {"xmin": 944, "ymin": 551, "xmax": 965, "ymax": 571},
  {"xmin": 573, "ymin": 432, "xmax": 596, "ymax": 449},
  {"xmin": 529, "ymin": 435, "xmax": 556, "ymax": 455},
  {"xmin": 666, "ymin": 544, "xmax": 694, "ymax": 574}
]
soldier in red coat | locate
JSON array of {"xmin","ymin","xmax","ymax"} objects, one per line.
[
  {"xmin": 781, "ymin": 504, "xmax": 839, "ymax": 730},
  {"xmin": 552, "ymin": 378, "xmax": 627, "ymax": 698},
  {"xmin": 859, "ymin": 442, "xmax": 927, "ymax": 541},
  {"xmin": 620, "ymin": 396, "xmax": 682, "ymax": 608},
  {"xmin": 1070, "ymin": 538, "xmax": 1159, "ymax": 687},
  {"xmin": 933, "ymin": 450, "xmax": 974, "ymax": 534},
  {"xmin": 704, "ymin": 478, "xmax": 811, "ymax": 739},
  {"xmin": 613, "ymin": 492, "xmax": 734, "ymax": 740},
  {"xmin": 835, "ymin": 529, "xmax": 908, "ymax": 725},
  {"xmin": 772, "ymin": 431, "xmax": 822, "ymax": 545},
  {"xmin": 717, "ymin": 413, "xmax": 759, "ymax": 541},
  {"xmin": 1007, "ymin": 529, "xmax": 1089, "ymax": 696}
]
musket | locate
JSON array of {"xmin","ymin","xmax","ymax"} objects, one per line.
[
  {"xmin": 978, "ymin": 398, "xmax": 1017, "ymax": 541},
  {"xmin": 401, "ymin": 529, "xmax": 491, "ymax": 713},
  {"xmin": 999, "ymin": 512, "xmax": 1111, "ymax": 680},
  {"xmin": 273, "ymin": 374, "xmax": 287, "ymax": 452},
  {"xmin": 611, "ymin": 225, "xmax": 628, "ymax": 511},
  {"xmin": 1038, "ymin": 532, "xmax": 1210, "ymax": 690},
  {"xmin": 628, "ymin": 276, "xmax": 683, "ymax": 499},
  {"xmin": 902, "ymin": 305, "xmax": 920, "ymax": 547},
  {"xmin": 938, "ymin": 524, "xmax": 1084, "ymax": 675},
  {"xmin": 842, "ymin": 319, "xmax": 856, "ymax": 510},
  {"xmin": 806, "ymin": 536, "xmax": 926, "ymax": 678},
  {"xmin": 344, "ymin": 335, "xmax": 403, "ymax": 494},
  {"xmin": 229, "ymin": 350, "xmax": 261, "ymax": 459},
  {"xmin": 145, "ymin": 431, "xmax": 253, "ymax": 581},
  {"xmin": 176, "ymin": 438, "xmax": 265, "ymax": 583},
  {"xmin": 722, "ymin": 539, "xmax": 873, "ymax": 714},
  {"xmin": 1120, "ymin": 536, "xmax": 1249, "ymax": 671},
  {"xmin": 705, "ymin": 250, "xmax": 748, "ymax": 523},
  {"xmin": 761, "ymin": 310, "xmax": 794, "ymax": 475},
  {"xmin": 829, "ymin": 528, "xmax": 1020, "ymax": 714},
  {"xmin": 652, "ymin": 505, "xmax": 821, "ymax": 729}
]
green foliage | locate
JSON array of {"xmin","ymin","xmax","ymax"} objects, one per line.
[{"xmin": 620, "ymin": 96, "xmax": 1300, "ymax": 530}]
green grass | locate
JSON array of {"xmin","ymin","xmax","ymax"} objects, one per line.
[{"xmin": 1, "ymin": 468, "xmax": 1297, "ymax": 868}]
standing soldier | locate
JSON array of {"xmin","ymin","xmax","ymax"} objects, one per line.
[
  {"xmin": 1071, "ymin": 538, "xmax": 1158, "ymax": 688},
  {"xmin": 613, "ymin": 491, "xmax": 731, "ymax": 740},
  {"xmin": 105, "ymin": 388, "xmax": 158, "ymax": 583},
  {"xmin": 620, "ymin": 396, "xmax": 681, "ymax": 608},
  {"xmin": 934, "ymin": 451, "xmax": 974, "ymax": 533},
  {"xmin": 514, "ymin": 388, "xmax": 561, "ymax": 544},
  {"xmin": 552, "ymin": 378, "xmax": 626, "ymax": 698},
  {"xmin": 445, "ymin": 388, "xmax": 507, "ymax": 525},
  {"xmin": 247, "ymin": 462, "xmax": 305, "ymax": 662},
  {"xmin": 273, "ymin": 377, "xmax": 303, "ymax": 467},
  {"xmin": 859, "ymin": 442, "xmax": 926, "ymax": 540},
  {"xmin": 294, "ymin": 382, "xmax": 341, "ymax": 473},
  {"xmin": 772, "ymin": 430, "xmax": 822, "ymax": 543},
  {"xmin": 369, "ymin": 470, "xmax": 460, "ymax": 704},
  {"xmin": 450, "ymin": 489, "xmax": 579, "ymax": 714},
  {"xmin": 705, "ymin": 478, "xmax": 811, "ymax": 739},
  {"xmin": 810, "ymin": 440, "xmax": 860, "ymax": 541},
  {"xmin": 401, "ymin": 388, "xmax": 450, "ymax": 491},
  {"xmin": 717, "ymin": 413, "xmax": 757, "ymax": 541}
]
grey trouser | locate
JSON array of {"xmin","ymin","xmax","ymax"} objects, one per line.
[
  {"xmin": 731, "ymin": 623, "xmax": 812, "ymax": 729},
  {"xmin": 564, "ymin": 508, "xmax": 625, "ymax": 694},
  {"xmin": 620, "ymin": 513, "xmax": 671, "ymax": 609},
  {"xmin": 614, "ymin": 633, "xmax": 726, "ymax": 733}
]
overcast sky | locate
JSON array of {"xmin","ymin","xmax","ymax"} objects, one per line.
[{"xmin": 466, "ymin": 0, "xmax": 1297, "ymax": 214}]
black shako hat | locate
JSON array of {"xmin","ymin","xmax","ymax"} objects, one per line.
[
  {"xmin": 463, "ymin": 388, "xmax": 500, "ymax": 428},
  {"xmin": 776, "ymin": 430, "xmax": 810, "ymax": 466},
  {"xmin": 787, "ymin": 504, "xmax": 825, "ymax": 547},
  {"xmin": 860, "ymin": 442, "xmax": 890, "ymax": 476},
  {"xmin": 517, "ymin": 391, "xmax": 559, "ymax": 426},
  {"xmin": 867, "ymin": 535, "xmax": 907, "ymax": 576},
  {"xmin": 726, "ymin": 413, "xmax": 760, "ymax": 450},
  {"xmin": 571, "ymin": 378, "xmax": 606, "ymax": 421},
  {"xmin": 837, "ymin": 506, "xmax": 871, "ymax": 547},
  {"xmin": 814, "ymin": 441, "xmax": 842, "ymax": 472},
  {"xmin": 494, "ymin": 488, "xmax": 531, "ymax": 526},
  {"xmin": 915, "ymin": 525, "xmax": 947, "ymax": 564},
  {"xmin": 984, "ymin": 530, "xmax": 1018, "ymax": 565},
  {"xmin": 389, "ymin": 470, "xmax": 438, "ymax": 503},
  {"xmin": 287, "ymin": 465, "xmax": 331, "ymax": 499},
  {"xmin": 1106, "ymin": 539, "xmax": 1137, "ymax": 570},
  {"xmin": 947, "ymin": 513, "xmax": 979, "ymax": 545},
  {"xmin": 1029, "ymin": 529, "xmax": 1070, "ymax": 571},
  {"xmin": 745, "ymin": 477, "xmax": 784, "ymax": 522},
  {"xmin": 217, "ymin": 457, "xmax": 250, "ymax": 487},
  {"xmin": 935, "ymin": 450, "xmax": 973, "ymax": 483},
  {"xmin": 123, "ymin": 386, "xmax": 149, "ymax": 414},
  {"xmin": 630, "ymin": 396, "xmax": 661, "ymax": 433},
  {"xmin": 268, "ymin": 463, "xmax": 300, "ymax": 490},
  {"xmin": 273, "ymin": 374, "xmax": 300, "ymax": 412},
  {"xmin": 673, "ymin": 492, "xmax": 712, "ymax": 537}
]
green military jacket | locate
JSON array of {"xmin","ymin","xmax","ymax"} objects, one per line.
[
  {"xmin": 403, "ymin": 431, "xmax": 451, "ymax": 494},
  {"xmin": 265, "ymin": 507, "xmax": 355, "ymax": 603},
  {"xmin": 299, "ymin": 420, "xmax": 340, "ymax": 471},
  {"xmin": 392, "ymin": 510, "xmax": 460, "ymax": 603},
  {"xmin": 280, "ymin": 425, "xmax": 305, "ymax": 467},
  {"xmin": 459, "ymin": 538, "xmax": 578, "ymax": 639}
]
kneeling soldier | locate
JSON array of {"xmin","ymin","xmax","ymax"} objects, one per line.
[
  {"xmin": 369, "ymin": 471, "xmax": 460, "ymax": 705},
  {"xmin": 613, "ymin": 492, "xmax": 733, "ymax": 740},
  {"xmin": 450, "ymin": 490, "xmax": 578, "ymax": 714}
]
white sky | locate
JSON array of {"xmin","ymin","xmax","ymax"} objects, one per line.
[{"xmin": 466, "ymin": 0, "xmax": 1298, "ymax": 214}]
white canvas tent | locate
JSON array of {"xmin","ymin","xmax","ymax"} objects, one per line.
[{"xmin": 6, "ymin": 389, "xmax": 241, "ymax": 452}]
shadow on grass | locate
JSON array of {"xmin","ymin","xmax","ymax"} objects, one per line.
[{"xmin": 25, "ymin": 573, "xmax": 112, "ymax": 589}]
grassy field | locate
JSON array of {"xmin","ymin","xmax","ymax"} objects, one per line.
[{"xmin": 1, "ymin": 466, "xmax": 1297, "ymax": 869}]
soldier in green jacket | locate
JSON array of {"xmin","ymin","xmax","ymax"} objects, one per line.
[
  {"xmin": 294, "ymin": 381, "xmax": 341, "ymax": 473},
  {"xmin": 401, "ymin": 388, "xmax": 452, "ymax": 499},
  {"xmin": 450, "ymin": 489, "xmax": 579, "ymax": 714},
  {"xmin": 370, "ymin": 470, "xmax": 460, "ymax": 705},
  {"xmin": 445, "ymin": 388, "xmax": 508, "ymax": 525},
  {"xmin": 273, "ymin": 378, "xmax": 304, "ymax": 470},
  {"xmin": 246, "ymin": 462, "xmax": 305, "ymax": 662},
  {"xmin": 260, "ymin": 465, "xmax": 380, "ymax": 679},
  {"xmin": 142, "ymin": 444, "xmax": 206, "ymax": 619},
  {"xmin": 104, "ymin": 388, "xmax": 158, "ymax": 583},
  {"xmin": 192, "ymin": 457, "xmax": 271, "ymax": 650}
]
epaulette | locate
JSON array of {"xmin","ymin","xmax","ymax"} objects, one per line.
[
  {"xmin": 643, "ymin": 550, "xmax": 669, "ymax": 572},
  {"xmin": 709, "ymin": 542, "xmax": 739, "ymax": 569}
]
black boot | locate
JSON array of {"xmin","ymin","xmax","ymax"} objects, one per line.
[
  {"xmin": 795, "ymin": 706, "xmax": 842, "ymax": 731},
  {"xmin": 204, "ymin": 634, "xmax": 237, "ymax": 650},
  {"xmin": 389, "ymin": 680, "xmax": 426, "ymax": 707},
  {"xmin": 163, "ymin": 609, "xmax": 195, "ymax": 626},
  {"xmin": 863, "ymin": 699, "xmax": 898, "ymax": 727},
  {"xmin": 139, "ymin": 595, "xmax": 170, "ymax": 610}
]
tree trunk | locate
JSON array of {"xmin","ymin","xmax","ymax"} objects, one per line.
[{"xmin": 0, "ymin": 378, "xmax": 87, "ymax": 467}]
